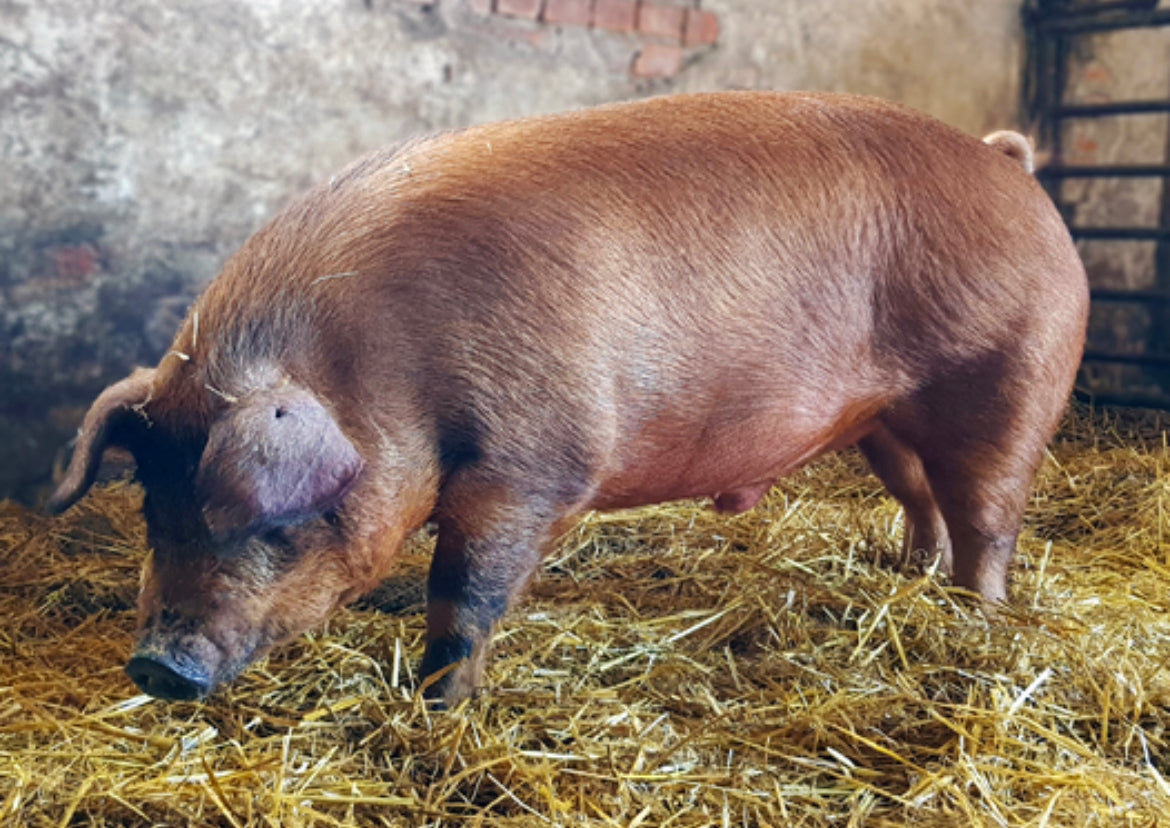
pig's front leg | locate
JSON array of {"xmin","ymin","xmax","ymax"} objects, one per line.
[{"xmin": 419, "ymin": 478, "xmax": 569, "ymax": 706}]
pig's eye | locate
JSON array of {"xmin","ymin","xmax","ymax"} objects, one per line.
[
  {"xmin": 274, "ymin": 406, "xmax": 288, "ymax": 419},
  {"xmin": 324, "ymin": 509, "xmax": 342, "ymax": 528}
]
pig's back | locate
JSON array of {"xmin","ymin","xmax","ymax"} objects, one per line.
[{"xmin": 364, "ymin": 91, "xmax": 1076, "ymax": 360}]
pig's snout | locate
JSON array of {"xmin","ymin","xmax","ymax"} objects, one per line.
[
  {"xmin": 126, "ymin": 653, "xmax": 212, "ymax": 701},
  {"xmin": 125, "ymin": 634, "xmax": 221, "ymax": 701}
]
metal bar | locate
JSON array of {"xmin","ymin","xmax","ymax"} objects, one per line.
[
  {"xmin": 1054, "ymin": 31, "xmax": 1069, "ymax": 170},
  {"xmin": 1050, "ymin": 99, "xmax": 1170, "ymax": 118},
  {"xmin": 1037, "ymin": 164, "xmax": 1170, "ymax": 178},
  {"xmin": 1072, "ymin": 226, "xmax": 1170, "ymax": 241},
  {"xmin": 1074, "ymin": 388, "xmax": 1170, "ymax": 409},
  {"xmin": 1091, "ymin": 288, "xmax": 1170, "ymax": 303},
  {"xmin": 1151, "ymin": 81, "xmax": 1170, "ymax": 381},
  {"xmin": 1035, "ymin": 7, "xmax": 1170, "ymax": 34},
  {"xmin": 1040, "ymin": 0, "xmax": 1158, "ymax": 18},
  {"xmin": 1081, "ymin": 350, "xmax": 1170, "ymax": 368},
  {"xmin": 1034, "ymin": 28, "xmax": 1068, "ymax": 203}
]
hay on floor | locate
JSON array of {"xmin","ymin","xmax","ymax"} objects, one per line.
[{"xmin": 1, "ymin": 402, "xmax": 1168, "ymax": 827}]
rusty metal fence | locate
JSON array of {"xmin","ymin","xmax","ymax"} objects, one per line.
[{"xmin": 1024, "ymin": 0, "xmax": 1170, "ymax": 407}]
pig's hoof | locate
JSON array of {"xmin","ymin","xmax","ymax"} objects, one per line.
[
  {"xmin": 421, "ymin": 672, "xmax": 480, "ymax": 710},
  {"xmin": 419, "ymin": 634, "xmax": 487, "ymax": 708},
  {"xmin": 419, "ymin": 660, "xmax": 483, "ymax": 710}
]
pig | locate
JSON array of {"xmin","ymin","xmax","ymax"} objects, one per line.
[{"xmin": 48, "ymin": 92, "xmax": 1089, "ymax": 706}]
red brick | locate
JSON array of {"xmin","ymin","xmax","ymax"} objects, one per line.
[
  {"xmin": 592, "ymin": 0, "xmax": 636, "ymax": 32},
  {"xmin": 683, "ymin": 8, "xmax": 719, "ymax": 46},
  {"xmin": 543, "ymin": 0, "xmax": 592, "ymax": 26},
  {"xmin": 50, "ymin": 245, "xmax": 99, "ymax": 283},
  {"xmin": 1083, "ymin": 63, "xmax": 1110, "ymax": 84},
  {"xmin": 497, "ymin": 0, "xmax": 542, "ymax": 19},
  {"xmin": 632, "ymin": 42, "xmax": 682, "ymax": 77},
  {"xmin": 637, "ymin": 2, "xmax": 684, "ymax": 42},
  {"xmin": 468, "ymin": 0, "xmax": 494, "ymax": 13}
]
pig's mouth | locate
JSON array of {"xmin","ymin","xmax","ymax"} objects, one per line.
[{"xmin": 125, "ymin": 629, "xmax": 263, "ymax": 702}]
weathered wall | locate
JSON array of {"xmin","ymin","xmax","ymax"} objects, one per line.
[{"xmin": 0, "ymin": 0, "xmax": 1024, "ymax": 501}]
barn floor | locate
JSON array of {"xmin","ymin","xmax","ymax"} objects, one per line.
[{"xmin": 1, "ymin": 403, "xmax": 1168, "ymax": 827}]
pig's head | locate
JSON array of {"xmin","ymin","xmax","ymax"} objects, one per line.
[{"xmin": 47, "ymin": 365, "xmax": 389, "ymax": 701}]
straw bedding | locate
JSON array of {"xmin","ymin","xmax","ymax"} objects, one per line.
[{"xmin": 1, "ymin": 402, "xmax": 1167, "ymax": 827}]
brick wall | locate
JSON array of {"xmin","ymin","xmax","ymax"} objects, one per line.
[{"xmin": 469, "ymin": 0, "xmax": 719, "ymax": 78}]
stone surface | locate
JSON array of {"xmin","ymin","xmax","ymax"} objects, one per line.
[{"xmin": 0, "ymin": 0, "xmax": 1030, "ymax": 502}]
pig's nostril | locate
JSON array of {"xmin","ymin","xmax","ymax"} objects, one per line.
[{"xmin": 125, "ymin": 655, "xmax": 212, "ymax": 701}]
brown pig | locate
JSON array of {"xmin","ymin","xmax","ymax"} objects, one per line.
[{"xmin": 49, "ymin": 92, "xmax": 1088, "ymax": 705}]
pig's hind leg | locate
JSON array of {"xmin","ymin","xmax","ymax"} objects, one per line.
[
  {"xmin": 858, "ymin": 424, "xmax": 952, "ymax": 573},
  {"xmin": 885, "ymin": 367, "xmax": 1063, "ymax": 604}
]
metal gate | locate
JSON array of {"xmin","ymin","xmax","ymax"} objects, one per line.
[{"xmin": 1024, "ymin": 0, "xmax": 1170, "ymax": 407}]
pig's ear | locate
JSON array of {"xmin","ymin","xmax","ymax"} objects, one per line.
[
  {"xmin": 47, "ymin": 368, "xmax": 157, "ymax": 515},
  {"xmin": 197, "ymin": 384, "xmax": 364, "ymax": 540}
]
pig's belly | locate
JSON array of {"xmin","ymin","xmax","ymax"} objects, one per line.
[{"xmin": 588, "ymin": 402, "xmax": 880, "ymax": 512}]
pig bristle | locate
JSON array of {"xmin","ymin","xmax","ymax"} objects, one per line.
[
  {"xmin": 4, "ymin": 402, "xmax": 1169, "ymax": 826},
  {"xmin": 129, "ymin": 384, "xmax": 154, "ymax": 425},
  {"xmin": 204, "ymin": 382, "xmax": 240, "ymax": 404},
  {"xmin": 310, "ymin": 270, "xmax": 360, "ymax": 286}
]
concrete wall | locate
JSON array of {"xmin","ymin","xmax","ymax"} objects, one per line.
[{"xmin": 0, "ymin": 0, "xmax": 1024, "ymax": 501}]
